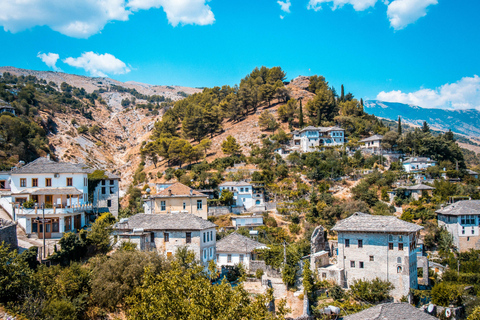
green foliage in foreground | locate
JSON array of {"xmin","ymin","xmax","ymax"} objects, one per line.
[{"xmin": 349, "ymin": 278, "xmax": 394, "ymax": 304}]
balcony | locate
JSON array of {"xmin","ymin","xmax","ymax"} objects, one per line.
[{"xmin": 14, "ymin": 203, "xmax": 93, "ymax": 216}]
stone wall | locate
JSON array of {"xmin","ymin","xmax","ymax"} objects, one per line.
[
  {"xmin": 0, "ymin": 218, "xmax": 17, "ymax": 250},
  {"xmin": 208, "ymin": 206, "xmax": 232, "ymax": 216}
]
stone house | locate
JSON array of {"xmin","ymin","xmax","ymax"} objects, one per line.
[
  {"xmin": 342, "ymin": 303, "xmax": 439, "ymax": 320},
  {"xmin": 397, "ymin": 184, "xmax": 435, "ymax": 200},
  {"xmin": 216, "ymin": 232, "xmax": 267, "ymax": 270},
  {"xmin": 436, "ymin": 200, "xmax": 480, "ymax": 251},
  {"xmin": 0, "ymin": 218, "xmax": 17, "ymax": 250},
  {"xmin": 143, "ymin": 182, "xmax": 208, "ymax": 220},
  {"xmin": 323, "ymin": 212, "xmax": 423, "ymax": 301},
  {"xmin": 114, "ymin": 213, "xmax": 217, "ymax": 265},
  {"xmin": 92, "ymin": 171, "xmax": 120, "ymax": 217},
  {"xmin": 359, "ymin": 134, "xmax": 383, "ymax": 154}
]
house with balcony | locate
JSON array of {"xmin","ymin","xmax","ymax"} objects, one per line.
[
  {"xmin": 114, "ymin": 213, "xmax": 217, "ymax": 265},
  {"xmin": 359, "ymin": 134, "xmax": 383, "ymax": 154},
  {"xmin": 319, "ymin": 212, "xmax": 423, "ymax": 301},
  {"xmin": 216, "ymin": 232, "xmax": 267, "ymax": 271},
  {"xmin": 436, "ymin": 200, "xmax": 480, "ymax": 252},
  {"xmin": 6, "ymin": 156, "xmax": 92, "ymax": 239},
  {"xmin": 274, "ymin": 126, "xmax": 345, "ymax": 157},
  {"xmin": 219, "ymin": 181, "xmax": 265, "ymax": 210},
  {"xmin": 143, "ymin": 182, "xmax": 208, "ymax": 220},
  {"xmin": 403, "ymin": 157, "xmax": 437, "ymax": 173}
]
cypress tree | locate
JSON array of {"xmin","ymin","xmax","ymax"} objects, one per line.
[
  {"xmin": 299, "ymin": 98, "xmax": 304, "ymax": 128},
  {"xmin": 397, "ymin": 116, "xmax": 402, "ymax": 135},
  {"xmin": 340, "ymin": 84, "xmax": 345, "ymax": 102}
]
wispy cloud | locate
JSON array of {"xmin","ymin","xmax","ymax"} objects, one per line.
[
  {"xmin": 0, "ymin": 0, "xmax": 215, "ymax": 38},
  {"xmin": 63, "ymin": 52, "xmax": 131, "ymax": 77},
  {"xmin": 37, "ymin": 52, "xmax": 61, "ymax": 71},
  {"xmin": 377, "ymin": 75, "xmax": 480, "ymax": 110},
  {"xmin": 278, "ymin": 0, "xmax": 292, "ymax": 13}
]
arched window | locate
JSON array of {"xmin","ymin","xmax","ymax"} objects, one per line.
[
  {"xmin": 397, "ymin": 257, "xmax": 402, "ymax": 264},
  {"xmin": 397, "ymin": 266, "xmax": 402, "ymax": 273},
  {"xmin": 256, "ymin": 200, "xmax": 261, "ymax": 205}
]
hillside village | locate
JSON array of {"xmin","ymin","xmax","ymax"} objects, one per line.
[{"xmin": 1, "ymin": 67, "xmax": 480, "ymax": 320}]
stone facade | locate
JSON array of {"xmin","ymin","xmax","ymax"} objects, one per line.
[
  {"xmin": 93, "ymin": 178, "xmax": 120, "ymax": 217},
  {"xmin": 0, "ymin": 218, "xmax": 17, "ymax": 250}
]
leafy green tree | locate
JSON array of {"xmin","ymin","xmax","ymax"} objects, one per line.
[
  {"xmin": 431, "ymin": 282, "xmax": 463, "ymax": 307},
  {"xmin": 306, "ymin": 87, "xmax": 336, "ymax": 126},
  {"xmin": 0, "ymin": 243, "xmax": 34, "ymax": 304},
  {"xmin": 49, "ymin": 231, "xmax": 89, "ymax": 266},
  {"xmin": 350, "ymin": 278, "xmax": 394, "ymax": 303},
  {"xmin": 87, "ymin": 213, "xmax": 115, "ymax": 254},
  {"xmin": 258, "ymin": 110, "xmax": 278, "ymax": 132},
  {"xmin": 219, "ymin": 189, "xmax": 234, "ymax": 205},
  {"xmin": 221, "ymin": 135, "xmax": 241, "ymax": 156}
]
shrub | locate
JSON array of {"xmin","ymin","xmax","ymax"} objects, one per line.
[
  {"xmin": 255, "ymin": 269, "xmax": 264, "ymax": 279},
  {"xmin": 350, "ymin": 278, "xmax": 394, "ymax": 303}
]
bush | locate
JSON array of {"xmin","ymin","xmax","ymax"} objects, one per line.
[
  {"xmin": 289, "ymin": 223, "xmax": 301, "ymax": 234},
  {"xmin": 330, "ymin": 285, "xmax": 344, "ymax": 300},
  {"xmin": 77, "ymin": 125, "xmax": 88, "ymax": 134},
  {"xmin": 255, "ymin": 269, "xmax": 264, "ymax": 279},
  {"xmin": 350, "ymin": 278, "xmax": 394, "ymax": 303}
]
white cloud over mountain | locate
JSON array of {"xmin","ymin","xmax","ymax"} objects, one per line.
[
  {"xmin": 37, "ymin": 52, "xmax": 61, "ymax": 71},
  {"xmin": 376, "ymin": 75, "xmax": 480, "ymax": 110},
  {"xmin": 63, "ymin": 52, "xmax": 131, "ymax": 77},
  {"xmin": 307, "ymin": 0, "xmax": 437, "ymax": 29},
  {"xmin": 0, "ymin": 0, "xmax": 214, "ymax": 38}
]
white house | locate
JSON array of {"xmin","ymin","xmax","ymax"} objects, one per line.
[
  {"xmin": 114, "ymin": 213, "xmax": 217, "ymax": 266},
  {"xmin": 219, "ymin": 181, "xmax": 264, "ymax": 209},
  {"xmin": 436, "ymin": 200, "xmax": 480, "ymax": 252},
  {"xmin": 216, "ymin": 232, "xmax": 267, "ymax": 270},
  {"xmin": 467, "ymin": 169, "xmax": 479, "ymax": 179},
  {"xmin": 275, "ymin": 126, "xmax": 345, "ymax": 157},
  {"xmin": 359, "ymin": 134, "xmax": 383, "ymax": 154},
  {"xmin": 231, "ymin": 215, "xmax": 264, "ymax": 229},
  {"xmin": 403, "ymin": 157, "xmax": 437, "ymax": 173},
  {"xmin": 322, "ymin": 212, "xmax": 423, "ymax": 301}
]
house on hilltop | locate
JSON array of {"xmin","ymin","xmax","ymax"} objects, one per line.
[
  {"xmin": 216, "ymin": 232, "xmax": 267, "ymax": 271},
  {"xmin": 114, "ymin": 213, "xmax": 217, "ymax": 265},
  {"xmin": 436, "ymin": 200, "xmax": 480, "ymax": 252},
  {"xmin": 403, "ymin": 157, "xmax": 437, "ymax": 173},
  {"xmin": 319, "ymin": 212, "xmax": 423, "ymax": 301},
  {"xmin": 143, "ymin": 182, "xmax": 208, "ymax": 219},
  {"xmin": 218, "ymin": 181, "xmax": 265, "ymax": 210}
]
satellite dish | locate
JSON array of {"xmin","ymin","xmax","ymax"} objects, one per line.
[
  {"xmin": 445, "ymin": 308, "xmax": 452, "ymax": 318},
  {"xmin": 427, "ymin": 304, "xmax": 436, "ymax": 314},
  {"xmin": 146, "ymin": 188, "xmax": 151, "ymax": 193}
]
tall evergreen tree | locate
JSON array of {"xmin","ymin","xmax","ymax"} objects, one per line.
[
  {"xmin": 360, "ymin": 98, "xmax": 364, "ymax": 107},
  {"xmin": 340, "ymin": 84, "xmax": 345, "ymax": 102},
  {"xmin": 422, "ymin": 121, "xmax": 430, "ymax": 133},
  {"xmin": 298, "ymin": 98, "xmax": 304, "ymax": 128},
  {"xmin": 397, "ymin": 116, "xmax": 402, "ymax": 135}
]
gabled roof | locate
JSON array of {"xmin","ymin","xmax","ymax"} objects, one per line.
[
  {"xmin": 299, "ymin": 126, "xmax": 345, "ymax": 133},
  {"xmin": 342, "ymin": 303, "xmax": 438, "ymax": 320},
  {"xmin": 151, "ymin": 182, "xmax": 207, "ymax": 198},
  {"xmin": 436, "ymin": 200, "xmax": 480, "ymax": 216},
  {"xmin": 219, "ymin": 181, "xmax": 252, "ymax": 187},
  {"xmin": 400, "ymin": 184, "xmax": 435, "ymax": 191},
  {"xmin": 403, "ymin": 157, "xmax": 436, "ymax": 164},
  {"xmin": 216, "ymin": 232, "xmax": 267, "ymax": 253},
  {"xmin": 359, "ymin": 134, "xmax": 384, "ymax": 143},
  {"xmin": 332, "ymin": 212, "xmax": 423, "ymax": 233},
  {"xmin": 114, "ymin": 213, "xmax": 216, "ymax": 231},
  {"xmin": 12, "ymin": 157, "xmax": 90, "ymax": 174},
  {"xmin": 467, "ymin": 169, "xmax": 478, "ymax": 175}
]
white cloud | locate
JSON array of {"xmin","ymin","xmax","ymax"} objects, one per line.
[
  {"xmin": 0, "ymin": 0, "xmax": 214, "ymax": 38},
  {"xmin": 278, "ymin": 0, "xmax": 292, "ymax": 13},
  {"xmin": 37, "ymin": 52, "xmax": 61, "ymax": 71},
  {"xmin": 376, "ymin": 75, "xmax": 480, "ymax": 110},
  {"xmin": 307, "ymin": 0, "xmax": 378, "ymax": 11},
  {"xmin": 387, "ymin": 0, "xmax": 437, "ymax": 30},
  {"xmin": 63, "ymin": 52, "xmax": 131, "ymax": 77}
]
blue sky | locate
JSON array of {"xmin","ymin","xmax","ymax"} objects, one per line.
[{"xmin": 0, "ymin": 0, "xmax": 479, "ymax": 109}]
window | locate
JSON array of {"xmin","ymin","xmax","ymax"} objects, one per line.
[
  {"xmin": 398, "ymin": 235, "xmax": 403, "ymax": 242},
  {"xmin": 45, "ymin": 178, "xmax": 52, "ymax": 187},
  {"xmin": 0, "ymin": 180, "xmax": 5, "ymax": 189},
  {"xmin": 462, "ymin": 226, "xmax": 465, "ymax": 235},
  {"xmin": 398, "ymin": 243, "xmax": 404, "ymax": 251},
  {"xmin": 388, "ymin": 235, "xmax": 393, "ymax": 241},
  {"xmin": 67, "ymin": 178, "xmax": 73, "ymax": 186},
  {"xmin": 203, "ymin": 232, "xmax": 206, "ymax": 243},
  {"xmin": 107, "ymin": 200, "xmax": 112, "ymax": 207},
  {"xmin": 358, "ymin": 239, "xmax": 363, "ymax": 248},
  {"xmin": 240, "ymin": 254, "xmax": 244, "ymax": 263},
  {"xmin": 151, "ymin": 232, "xmax": 155, "ymax": 242},
  {"xmin": 240, "ymin": 188, "xmax": 244, "ymax": 192},
  {"xmin": 350, "ymin": 261, "xmax": 355, "ymax": 268},
  {"xmin": 65, "ymin": 217, "xmax": 71, "ymax": 231},
  {"xmin": 164, "ymin": 233, "xmax": 169, "ymax": 242},
  {"xmin": 84, "ymin": 178, "xmax": 87, "ymax": 187},
  {"xmin": 322, "ymin": 273, "xmax": 327, "ymax": 278},
  {"xmin": 397, "ymin": 266, "xmax": 402, "ymax": 273},
  {"xmin": 245, "ymin": 188, "xmax": 249, "ymax": 192},
  {"xmin": 52, "ymin": 219, "xmax": 59, "ymax": 233},
  {"xmin": 186, "ymin": 232, "xmax": 191, "ymax": 243},
  {"xmin": 370, "ymin": 256, "xmax": 374, "ymax": 261},
  {"xmin": 204, "ymin": 250, "xmax": 207, "ymax": 260},
  {"xmin": 161, "ymin": 201, "xmax": 166, "ymax": 211},
  {"xmin": 101, "ymin": 187, "xmax": 106, "ymax": 195},
  {"xmin": 183, "ymin": 202, "xmax": 186, "ymax": 210},
  {"xmin": 359, "ymin": 261, "xmax": 364, "ymax": 269},
  {"xmin": 216, "ymin": 254, "xmax": 219, "ymax": 261},
  {"xmin": 197, "ymin": 200, "xmax": 202, "ymax": 210},
  {"xmin": 389, "ymin": 243, "xmax": 394, "ymax": 250},
  {"xmin": 345, "ymin": 239, "xmax": 350, "ymax": 247},
  {"xmin": 32, "ymin": 221, "xmax": 38, "ymax": 233},
  {"xmin": 20, "ymin": 178, "xmax": 26, "ymax": 187},
  {"xmin": 472, "ymin": 228, "xmax": 475, "ymax": 235},
  {"xmin": 32, "ymin": 178, "xmax": 38, "ymax": 187},
  {"xmin": 101, "ymin": 180, "xmax": 106, "ymax": 185},
  {"xmin": 110, "ymin": 180, "xmax": 114, "ymax": 185},
  {"xmin": 210, "ymin": 231, "xmax": 213, "ymax": 241},
  {"xmin": 227, "ymin": 254, "xmax": 232, "ymax": 263},
  {"xmin": 207, "ymin": 232, "xmax": 210, "ymax": 242}
]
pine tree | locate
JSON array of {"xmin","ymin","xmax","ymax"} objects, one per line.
[
  {"xmin": 397, "ymin": 116, "xmax": 402, "ymax": 135},
  {"xmin": 422, "ymin": 121, "xmax": 430, "ymax": 133},
  {"xmin": 221, "ymin": 135, "xmax": 241, "ymax": 156},
  {"xmin": 340, "ymin": 84, "xmax": 345, "ymax": 102},
  {"xmin": 298, "ymin": 98, "xmax": 304, "ymax": 128},
  {"xmin": 360, "ymin": 98, "xmax": 364, "ymax": 107}
]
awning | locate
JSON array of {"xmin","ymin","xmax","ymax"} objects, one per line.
[{"xmin": 15, "ymin": 187, "xmax": 83, "ymax": 195}]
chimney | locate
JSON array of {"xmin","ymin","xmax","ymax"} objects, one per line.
[
  {"xmin": 190, "ymin": 189, "xmax": 193, "ymax": 196},
  {"xmin": 168, "ymin": 189, "xmax": 172, "ymax": 196}
]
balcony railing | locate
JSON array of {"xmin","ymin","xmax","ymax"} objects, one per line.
[{"xmin": 14, "ymin": 203, "xmax": 93, "ymax": 216}]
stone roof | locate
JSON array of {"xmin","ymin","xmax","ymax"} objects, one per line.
[
  {"xmin": 436, "ymin": 200, "xmax": 480, "ymax": 216},
  {"xmin": 342, "ymin": 303, "xmax": 438, "ymax": 320},
  {"xmin": 216, "ymin": 232, "xmax": 267, "ymax": 253},
  {"xmin": 332, "ymin": 212, "xmax": 423, "ymax": 233},
  {"xmin": 359, "ymin": 134, "xmax": 384, "ymax": 143},
  {"xmin": 231, "ymin": 215, "xmax": 263, "ymax": 220},
  {"xmin": 400, "ymin": 184, "xmax": 435, "ymax": 191},
  {"xmin": 114, "ymin": 213, "xmax": 217, "ymax": 231},
  {"xmin": 12, "ymin": 157, "xmax": 90, "ymax": 174},
  {"xmin": 467, "ymin": 169, "xmax": 478, "ymax": 175},
  {"xmin": 299, "ymin": 126, "xmax": 345, "ymax": 133},
  {"xmin": 151, "ymin": 182, "xmax": 207, "ymax": 198},
  {"xmin": 16, "ymin": 187, "xmax": 83, "ymax": 195},
  {"xmin": 219, "ymin": 181, "xmax": 252, "ymax": 187},
  {"xmin": 403, "ymin": 157, "xmax": 436, "ymax": 164}
]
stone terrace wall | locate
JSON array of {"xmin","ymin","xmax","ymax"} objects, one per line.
[{"xmin": 0, "ymin": 218, "xmax": 17, "ymax": 250}]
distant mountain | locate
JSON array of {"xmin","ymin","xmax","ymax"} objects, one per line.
[{"xmin": 364, "ymin": 100, "xmax": 480, "ymax": 138}]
